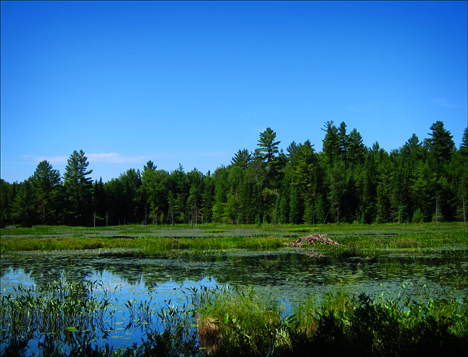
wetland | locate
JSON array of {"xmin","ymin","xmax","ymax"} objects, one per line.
[{"xmin": 1, "ymin": 223, "xmax": 468, "ymax": 356}]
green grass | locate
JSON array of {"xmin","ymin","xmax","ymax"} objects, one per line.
[
  {"xmin": 194, "ymin": 285, "xmax": 468, "ymax": 356},
  {"xmin": 0, "ymin": 235, "xmax": 291, "ymax": 253},
  {"xmin": 1, "ymin": 223, "xmax": 467, "ymax": 257}
]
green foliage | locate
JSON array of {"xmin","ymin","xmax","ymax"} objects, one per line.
[
  {"xmin": 11, "ymin": 180, "xmax": 39, "ymax": 227},
  {"xmin": 322, "ymin": 121, "xmax": 339, "ymax": 167},
  {"xmin": 32, "ymin": 160, "xmax": 62, "ymax": 225},
  {"xmin": 257, "ymin": 127, "xmax": 280, "ymax": 164},
  {"xmin": 289, "ymin": 186, "xmax": 300, "ymax": 224},
  {"xmin": 195, "ymin": 286, "xmax": 468, "ymax": 356},
  {"xmin": 4, "ymin": 122, "xmax": 468, "ymax": 227},
  {"xmin": 63, "ymin": 150, "xmax": 94, "ymax": 226},
  {"xmin": 412, "ymin": 208, "xmax": 424, "ymax": 223}
]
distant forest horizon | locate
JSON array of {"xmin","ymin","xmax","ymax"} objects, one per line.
[{"xmin": 2, "ymin": 120, "xmax": 468, "ymax": 227}]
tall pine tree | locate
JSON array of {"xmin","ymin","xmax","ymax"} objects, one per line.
[{"xmin": 63, "ymin": 150, "xmax": 93, "ymax": 226}]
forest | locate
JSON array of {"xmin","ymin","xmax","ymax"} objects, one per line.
[{"xmin": 1, "ymin": 120, "xmax": 467, "ymax": 228}]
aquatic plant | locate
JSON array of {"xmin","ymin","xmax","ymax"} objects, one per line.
[{"xmin": 194, "ymin": 286, "xmax": 468, "ymax": 356}]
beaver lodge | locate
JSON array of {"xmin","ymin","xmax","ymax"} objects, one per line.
[{"xmin": 284, "ymin": 234, "xmax": 340, "ymax": 258}]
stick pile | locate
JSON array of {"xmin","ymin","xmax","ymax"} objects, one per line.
[{"xmin": 284, "ymin": 234, "xmax": 340, "ymax": 247}]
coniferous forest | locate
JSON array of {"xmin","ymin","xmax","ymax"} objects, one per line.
[{"xmin": 2, "ymin": 121, "xmax": 468, "ymax": 228}]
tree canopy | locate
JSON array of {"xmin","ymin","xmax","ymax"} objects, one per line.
[{"xmin": 3, "ymin": 121, "xmax": 467, "ymax": 227}]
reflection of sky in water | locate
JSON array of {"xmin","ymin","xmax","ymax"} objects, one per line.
[
  {"xmin": 1, "ymin": 250, "xmax": 467, "ymax": 353},
  {"xmin": 1, "ymin": 267, "xmax": 219, "ymax": 352}
]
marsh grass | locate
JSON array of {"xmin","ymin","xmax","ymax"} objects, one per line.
[
  {"xmin": 0, "ymin": 235, "xmax": 291, "ymax": 254},
  {"xmin": 1, "ymin": 277, "xmax": 199, "ymax": 357},
  {"xmin": 311, "ymin": 231, "xmax": 468, "ymax": 258},
  {"xmin": 2, "ymin": 280, "xmax": 468, "ymax": 356},
  {"xmin": 194, "ymin": 286, "xmax": 468, "ymax": 356}
]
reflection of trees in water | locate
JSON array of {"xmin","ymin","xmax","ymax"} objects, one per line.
[
  {"xmin": 1, "ymin": 254, "xmax": 96, "ymax": 291},
  {"xmin": 2, "ymin": 252, "xmax": 465, "ymax": 294}
]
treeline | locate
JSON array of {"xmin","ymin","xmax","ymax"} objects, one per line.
[{"xmin": 1, "ymin": 121, "xmax": 467, "ymax": 227}]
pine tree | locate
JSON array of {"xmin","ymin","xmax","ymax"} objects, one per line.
[
  {"xmin": 257, "ymin": 127, "xmax": 281, "ymax": 188},
  {"xmin": 63, "ymin": 150, "xmax": 93, "ymax": 226},
  {"xmin": 32, "ymin": 160, "xmax": 62, "ymax": 224},
  {"xmin": 231, "ymin": 149, "xmax": 251, "ymax": 169},
  {"xmin": 337, "ymin": 121, "xmax": 348, "ymax": 164},
  {"xmin": 427, "ymin": 121, "xmax": 455, "ymax": 173},
  {"xmin": 347, "ymin": 128, "xmax": 365, "ymax": 166},
  {"xmin": 314, "ymin": 194, "xmax": 326, "ymax": 224},
  {"xmin": 258, "ymin": 128, "xmax": 280, "ymax": 164},
  {"xmin": 328, "ymin": 161, "xmax": 347, "ymax": 225},
  {"xmin": 289, "ymin": 186, "xmax": 300, "ymax": 224},
  {"xmin": 11, "ymin": 180, "xmax": 39, "ymax": 227},
  {"xmin": 293, "ymin": 141, "xmax": 317, "ymax": 207},
  {"xmin": 322, "ymin": 121, "xmax": 339, "ymax": 167},
  {"xmin": 460, "ymin": 127, "xmax": 468, "ymax": 157}
]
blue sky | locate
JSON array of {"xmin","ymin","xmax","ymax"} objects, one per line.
[{"xmin": 1, "ymin": 1, "xmax": 467, "ymax": 183}]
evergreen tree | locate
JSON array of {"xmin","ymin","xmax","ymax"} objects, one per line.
[
  {"xmin": 63, "ymin": 150, "xmax": 93, "ymax": 226},
  {"xmin": 314, "ymin": 194, "xmax": 326, "ymax": 224},
  {"xmin": 11, "ymin": 179, "xmax": 39, "ymax": 227},
  {"xmin": 92, "ymin": 178, "xmax": 106, "ymax": 226},
  {"xmin": 347, "ymin": 128, "xmax": 365, "ymax": 166},
  {"xmin": 337, "ymin": 121, "xmax": 348, "ymax": 164},
  {"xmin": 286, "ymin": 141, "xmax": 299, "ymax": 166},
  {"xmin": 289, "ymin": 186, "xmax": 300, "ymax": 224},
  {"xmin": 257, "ymin": 127, "xmax": 280, "ymax": 164},
  {"xmin": 274, "ymin": 194, "xmax": 281, "ymax": 224},
  {"xmin": 32, "ymin": 160, "xmax": 62, "ymax": 224},
  {"xmin": 460, "ymin": 127, "xmax": 468, "ymax": 157},
  {"xmin": 231, "ymin": 149, "xmax": 251, "ymax": 169},
  {"xmin": 327, "ymin": 161, "xmax": 347, "ymax": 225},
  {"xmin": 0, "ymin": 179, "xmax": 12, "ymax": 227},
  {"xmin": 427, "ymin": 121, "xmax": 455, "ymax": 173},
  {"xmin": 280, "ymin": 194, "xmax": 289, "ymax": 224},
  {"xmin": 293, "ymin": 140, "xmax": 318, "ymax": 208},
  {"xmin": 257, "ymin": 127, "xmax": 281, "ymax": 188},
  {"xmin": 322, "ymin": 121, "xmax": 339, "ymax": 167},
  {"xmin": 426, "ymin": 121, "xmax": 456, "ymax": 221}
]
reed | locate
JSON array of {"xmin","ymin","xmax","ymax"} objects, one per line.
[
  {"xmin": 193, "ymin": 286, "xmax": 468, "ymax": 356},
  {"xmin": 2, "ymin": 281, "xmax": 468, "ymax": 356}
]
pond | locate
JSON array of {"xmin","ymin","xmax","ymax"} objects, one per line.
[{"xmin": 1, "ymin": 248, "xmax": 468, "ymax": 354}]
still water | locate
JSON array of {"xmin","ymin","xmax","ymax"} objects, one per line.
[{"xmin": 2, "ymin": 248, "xmax": 468, "ymax": 353}]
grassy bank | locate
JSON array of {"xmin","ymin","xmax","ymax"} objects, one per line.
[{"xmin": 1, "ymin": 228, "xmax": 467, "ymax": 259}]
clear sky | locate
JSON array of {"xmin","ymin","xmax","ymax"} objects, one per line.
[{"xmin": 1, "ymin": 1, "xmax": 467, "ymax": 184}]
